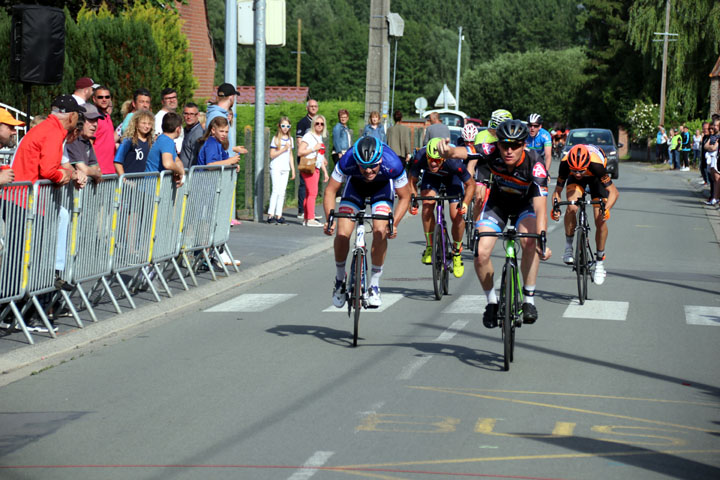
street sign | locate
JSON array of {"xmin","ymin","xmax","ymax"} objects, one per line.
[{"xmin": 238, "ymin": 0, "xmax": 286, "ymax": 47}]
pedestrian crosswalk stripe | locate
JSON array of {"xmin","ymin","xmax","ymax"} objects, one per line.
[
  {"xmin": 684, "ymin": 306, "xmax": 720, "ymax": 326},
  {"xmin": 205, "ymin": 293, "xmax": 297, "ymax": 312},
  {"xmin": 563, "ymin": 300, "xmax": 629, "ymax": 320},
  {"xmin": 322, "ymin": 293, "xmax": 403, "ymax": 313},
  {"xmin": 442, "ymin": 295, "xmax": 487, "ymax": 314}
]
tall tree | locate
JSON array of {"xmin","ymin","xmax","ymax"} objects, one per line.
[{"xmin": 627, "ymin": 0, "xmax": 720, "ymax": 119}]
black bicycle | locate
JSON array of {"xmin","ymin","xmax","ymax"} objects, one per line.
[
  {"xmin": 327, "ymin": 209, "xmax": 393, "ymax": 346},
  {"xmin": 474, "ymin": 218, "xmax": 546, "ymax": 371},
  {"xmin": 411, "ymin": 190, "xmax": 461, "ymax": 300},
  {"xmin": 553, "ymin": 193, "xmax": 605, "ymax": 304}
]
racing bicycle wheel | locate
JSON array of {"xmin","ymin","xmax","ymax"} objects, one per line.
[
  {"xmin": 352, "ymin": 251, "xmax": 363, "ymax": 346},
  {"xmin": 575, "ymin": 228, "xmax": 588, "ymax": 304},
  {"xmin": 501, "ymin": 261, "xmax": 513, "ymax": 372},
  {"xmin": 431, "ymin": 225, "xmax": 444, "ymax": 300}
]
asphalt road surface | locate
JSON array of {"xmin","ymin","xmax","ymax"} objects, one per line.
[{"xmin": 1, "ymin": 162, "xmax": 719, "ymax": 480}]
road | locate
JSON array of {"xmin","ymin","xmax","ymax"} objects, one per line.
[{"xmin": 1, "ymin": 162, "xmax": 719, "ymax": 479}]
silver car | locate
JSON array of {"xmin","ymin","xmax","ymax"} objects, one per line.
[{"xmin": 562, "ymin": 128, "xmax": 623, "ymax": 179}]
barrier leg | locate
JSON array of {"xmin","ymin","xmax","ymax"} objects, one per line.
[
  {"xmin": 153, "ymin": 263, "xmax": 173, "ymax": 298},
  {"xmin": 10, "ymin": 301, "xmax": 33, "ymax": 345},
  {"xmin": 75, "ymin": 283, "xmax": 98, "ymax": 323},
  {"xmin": 222, "ymin": 245, "xmax": 240, "ymax": 274},
  {"xmin": 101, "ymin": 277, "xmax": 122, "ymax": 314},
  {"xmin": 170, "ymin": 257, "xmax": 189, "ymax": 291},
  {"xmin": 201, "ymin": 249, "xmax": 218, "ymax": 281},
  {"xmin": 181, "ymin": 252, "xmax": 198, "ymax": 287},
  {"xmin": 140, "ymin": 266, "xmax": 162, "ymax": 302},
  {"xmin": 28, "ymin": 295, "xmax": 57, "ymax": 339},
  {"xmin": 114, "ymin": 272, "xmax": 137, "ymax": 309},
  {"xmin": 212, "ymin": 246, "xmax": 230, "ymax": 277},
  {"xmin": 59, "ymin": 289, "xmax": 84, "ymax": 328}
]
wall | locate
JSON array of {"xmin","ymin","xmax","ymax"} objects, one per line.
[{"xmin": 177, "ymin": 1, "xmax": 216, "ymax": 100}]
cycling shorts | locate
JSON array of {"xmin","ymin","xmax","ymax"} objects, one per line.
[
  {"xmin": 566, "ymin": 176, "xmax": 608, "ymax": 200},
  {"xmin": 338, "ymin": 177, "xmax": 394, "ymax": 215},
  {"xmin": 474, "ymin": 163, "xmax": 491, "ymax": 184},
  {"xmin": 475, "ymin": 193, "xmax": 535, "ymax": 232},
  {"xmin": 419, "ymin": 172, "xmax": 464, "ymax": 202}
]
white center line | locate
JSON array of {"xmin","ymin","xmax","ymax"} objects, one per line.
[
  {"xmin": 396, "ymin": 355, "xmax": 433, "ymax": 380},
  {"xmin": 434, "ymin": 319, "xmax": 469, "ymax": 342},
  {"xmin": 286, "ymin": 451, "xmax": 335, "ymax": 480}
]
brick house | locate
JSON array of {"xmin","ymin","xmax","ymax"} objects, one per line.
[
  {"xmin": 710, "ymin": 55, "xmax": 720, "ymax": 116},
  {"xmin": 176, "ymin": 1, "xmax": 216, "ymax": 100}
]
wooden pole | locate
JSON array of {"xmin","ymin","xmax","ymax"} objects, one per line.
[{"xmin": 658, "ymin": 0, "xmax": 671, "ymax": 126}]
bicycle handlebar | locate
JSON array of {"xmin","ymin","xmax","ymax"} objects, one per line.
[
  {"xmin": 553, "ymin": 197, "xmax": 606, "ymax": 214},
  {"xmin": 410, "ymin": 193, "xmax": 463, "ymax": 208},
  {"xmin": 473, "ymin": 229, "xmax": 547, "ymax": 258},
  {"xmin": 327, "ymin": 209, "xmax": 394, "ymax": 237}
]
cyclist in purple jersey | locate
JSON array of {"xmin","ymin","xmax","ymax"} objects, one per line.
[
  {"xmin": 408, "ymin": 137, "xmax": 475, "ymax": 277},
  {"xmin": 324, "ymin": 137, "xmax": 411, "ymax": 308},
  {"xmin": 526, "ymin": 113, "xmax": 552, "ymax": 170},
  {"xmin": 440, "ymin": 120, "xmax": 552, "ymax": 327}
]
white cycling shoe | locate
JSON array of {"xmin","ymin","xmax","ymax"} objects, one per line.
[
  {"xmin": 562, "ymin": 246, "xmax": 574, "ymax": 265},
  {"xmin": 367, "ymin": 286, "xmax": 382, "ymax": 308},
  {"xmin": 593, "ymin": 261, "xmax": 606, "ymax": 285}
]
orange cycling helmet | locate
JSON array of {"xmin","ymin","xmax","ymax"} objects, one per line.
[{"xmin": 567, "ymin": 145, "xmax": 591, "ymax": 171}]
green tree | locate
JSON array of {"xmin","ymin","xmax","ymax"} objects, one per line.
[
  {"xmin": 461, "ymin": 47, "xmax": 588, "ymax": 124},
  {"xmin": 627, "ymin": 0, "xmax": 720, "ymax": 119}
]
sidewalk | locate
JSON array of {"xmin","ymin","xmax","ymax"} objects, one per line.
[{"xmin": 0, "ymin": 208, "xmax": 333, "ymax": 379}]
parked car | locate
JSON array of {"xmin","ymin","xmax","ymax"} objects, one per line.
[{"xmin": 562, "ymin": 128, "xmax": 623, "ymax": 179}]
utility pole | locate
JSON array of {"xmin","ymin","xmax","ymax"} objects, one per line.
[
  {"xmin": 364, "ymin": 0, "xmax": 390, "ymax": 123},
  {"xmin": 455, "ymin": 26, "xmax": 462, "ymax": 112},
  {"xmin": 654, "ymin": 0, "xmax": 677, "ymax": 126},
  {"xmin": 225, "ymin": 0, "xmax": 237, "ymax": 150},
  {"xmin": 295, "ymin": 19, "xmax": 302, "ymax": 87},
  {"xmin": 254, "ymin": 0, "xmax": 266, "ymax": 222}
]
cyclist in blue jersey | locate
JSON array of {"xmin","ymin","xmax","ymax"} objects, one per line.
[
  {"xmin": 408, "ymin": 137, "xmax": 475, "ymax": 278},
  {"xmin": 324, "ymin": 137, "xmax": 411, "ymax": 308},
  {"xmin": 526, "ymin": 113, "xmax": 553, "ymax": 170}
]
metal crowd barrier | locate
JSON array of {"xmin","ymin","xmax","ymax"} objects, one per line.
[
  {"xmin": 0, "ymin": 167, "xmax": 240, "ymax": 345},
  {"xmin": 0, "ymin": 182, "xmax": 34, "ymax": 343}
]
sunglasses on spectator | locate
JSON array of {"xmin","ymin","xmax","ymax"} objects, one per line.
[
  {"xmin": 281, "ymin": 124, "xmax": 291, "ymax": 128},
  {"xmin": 315, "ymin": 122, "xmax": 325, "ymax": 126},
  {"xmin": 95, "ymin": 95, "xmax": 111, "ymax": 99},
  {"xmin": 498, "ymin": 141, "xmax": 524, "ymax": 150}
]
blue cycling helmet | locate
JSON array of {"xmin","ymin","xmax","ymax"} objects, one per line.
[{"xmin": 353, "ymin": 136, "xmax": 383, "ymax": 167}]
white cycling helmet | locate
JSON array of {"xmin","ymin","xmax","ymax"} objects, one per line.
[
  {"xmin": 462, "ymin": 123, "xmax": 478, "ymax": 142},
  {"xmin": 488, "ymin": 109, "xmax": 512, "ymax": 129},
  {"xmin": 528, "ymin": 113, "xmax": 543, "ymax": 124}
]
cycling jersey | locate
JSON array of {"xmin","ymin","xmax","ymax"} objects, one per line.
[
  {"xmin": 474, "ymin": 129, "xmax": 497, "ymax": 145},
  {"xmin": 526, "ymin": 127, "xmax": 552, "ymax": 161},
  {"xmin": 469, "ymin": 144, "xmax": 549, "ymax": 232},
  {"xmin": 556, "ymin": 144, "xmax": 613, "ymax": 199},
  {"xmin": 333, "ymin": 144, "xmax": 408, "ymax": 213},
  {"xmin": 409, "ymin": 146, "xmax": 471, "ymax": 202}
]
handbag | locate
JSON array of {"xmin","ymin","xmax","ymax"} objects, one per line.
[{"xmin": 298, "ymin": 155, "xmax": 316, "ymax": 174}]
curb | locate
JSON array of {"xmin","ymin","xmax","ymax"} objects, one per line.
[{"xmin": 0, "ymin": 237, "xmax": 334, "ymax": 381}]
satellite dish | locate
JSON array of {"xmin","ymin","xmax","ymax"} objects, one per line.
[{"xmin": 415, "ymin": 97, "xmax": 428, "ymax": 115}]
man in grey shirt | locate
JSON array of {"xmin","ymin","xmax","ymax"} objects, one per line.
[
  {"xmin": 386, "ymin": 110, "xmax": 412, "ymax": 165},
  {"xmin": 423, "ymin": 111, "xmax": 450, "ymax": 145}
]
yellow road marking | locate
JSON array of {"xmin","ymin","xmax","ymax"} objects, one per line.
[
  {"xmin": 441, "ymin": 388, "xmax": 718, "ymax": 407},
  {"xmin": 336, "ymin": 449, "xmax": 720, "ymax": 471},
  {"xmin": 408, "ymin": 386, "xmax": 720, "ymax": 434}
]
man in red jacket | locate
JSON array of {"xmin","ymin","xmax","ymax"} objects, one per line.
[{"xmin": 12, "ymin": 95, "xmax": 85, "ymax": 185}]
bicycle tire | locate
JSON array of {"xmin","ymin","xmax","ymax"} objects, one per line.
[
  {"xmin": 443, "ymin": 226, "xmax": 451, "ymax": 295},
  {"xmin": 576, "ymin": 227, "xmax": 588, "ymax": 304},
  {"xmin": 352, "ymin": 250, "xmax": 363, "ymax": 346},
  {"xmin": 432, "ymin": 224, "xmax": 444, "ymax": 300},
  {"xmin": 464, "ymin": 200, "xmax": 474, "ymax": 250},
  {"xmin": 502, "ymin": 260, "xmax": 513, "ymax": 371}
]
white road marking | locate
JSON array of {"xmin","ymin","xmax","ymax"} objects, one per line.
[
  {"xmin": 443, "ymin": 295, "xmax": 487, "ymax": 314},
  {"xmin": 435, "ymin": 320, "xmax": 469, "ymax": 341},
  {"xmin": 684, "ymin": 306, "xmax": 720, "ymax": 326},
  {"xmin": 563, "ymin": 300, "xmax": 629, "ymax": 320},
  {"xmin": 204, "ymin": 293, "xmax": 296, "ymax": 313},
  {"xmin": 286, "ymin": 451, "xmax": 334, "ymax": 480},
  {"xmin": 322, "ymin": 293, "xmax": 403, "ymax": 313},
  {"xmin": 396, "ymin": 355, "xmax": 433, "ymax": 380},
  {"xmin": 397, "ymin": 320, "xmax": 470, "ymax": 380}
]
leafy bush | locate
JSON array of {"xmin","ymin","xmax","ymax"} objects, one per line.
[{"xmin": 626, "ymin": 101, "xmax": 658, "ymax": 143}]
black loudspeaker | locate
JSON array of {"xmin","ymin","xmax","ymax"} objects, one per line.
[{"xmin": 10, "ymin": 5, "xmax": 65, "ymax": 85}]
